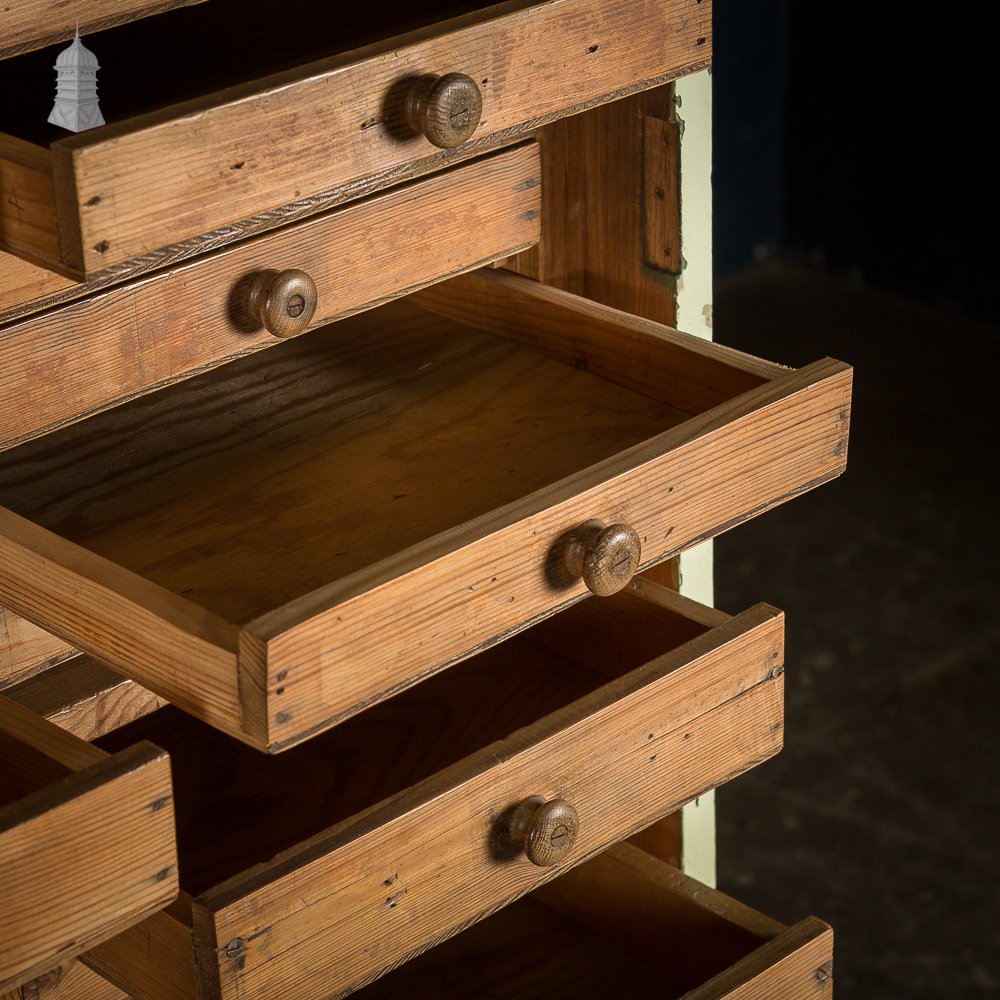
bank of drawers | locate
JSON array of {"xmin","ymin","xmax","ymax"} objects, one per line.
[{"xmin": 1, "ymin": 0, "xmax": 849, "ymax": 996}]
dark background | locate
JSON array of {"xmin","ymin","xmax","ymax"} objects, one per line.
[
  {"xmin": 714, "ymin": 2, "xmax": 997, "ymax": 324},
  {"xmin": 712, "ymin": 4, "xmax": 998, "ymax": 997}
]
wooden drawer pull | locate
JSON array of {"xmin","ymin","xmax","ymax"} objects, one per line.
[
  {"xmin": 565, "ymin": 519, "xmax": 642, "ymax": 597},
  {"xmin": 508, "ymin": 796, "xmax": 579, "ymax": 867},
  {"xmin": 248, "ymin": 269, "xmax": 318, "ymax": 338},
  {"xmin": 404, "ymin": 73, "xmax": 483, "ymax": 148}
]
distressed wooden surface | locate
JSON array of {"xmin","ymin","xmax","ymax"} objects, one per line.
[
  {"xmin": 346, "ymin": 844, "xmax": 830, "ymax": 998},
  {"xmin": 0, "ymin": 510, "xmax": 248, "ymax": 745},
  {"xmin": 84, "ymin": 901, "xmax": 197, "ymax": 1000},
  {"xmin": 0, "ymin": 252, "xmax": 75, "ymax": 322},
  {"xmin": 41, "ymin": 0, "xmax": 708, "ymax": 275},
  {"xmin": 534, "ymin": 843, "xmax": 834, "ymax": 999},
  {"xmin": 0, "ymin": 143, "xmax": 541, "ymax": 451},
  {"xmin": 0, "ymin": 0, "xmax": 209, "ymax": 60},
  {"xmin": 4, "ymin": 654, "xmax": 164, "ymax": 741},
  {"xmin": 506, "ymin": 85, "xmax": 684, "ymax": 318},
  {"xmin": 358, "ymin": 894, "xmax": 667, "ymax": 998},
  {"xmin": 0, "ymin": 136, "xmax": 60, "ymax": 272},
  {"xmin": 685, "ymin": 920, "xmax": 834, "ymax": 1000},
  {"xmin": 502, "ymin": 85, "xmax": 689, "ymax": 865},
  {"xmin": 5, "ymin": 960, "xmax": 130, "ymax": 1000},
  {"xmin": 0, "ymin": 607, "xmax": 75, "ymax": 691},
  {"xmin": 90, "ymin": 586, "xmax": 783, "ymax": 999},
  {"xmin": 205, "ymin": 604, "xmax": 781, "ymax": 999},
  {"xmin": 0, "ymin": 271, "xmax": 848, "ymax": 750},
  {"xmin": 0, "ymin": 696, "xmax": 176, "ymax": 992}
]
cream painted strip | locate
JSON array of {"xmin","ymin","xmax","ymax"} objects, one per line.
[{"xmin": 675, "ymin": 68, "xmax": 718, "ymax": 889}]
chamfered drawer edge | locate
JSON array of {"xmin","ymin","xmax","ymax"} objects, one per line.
[{"xmin": 0, "ymin": 695, "xmax": 178, "ymax": 993}]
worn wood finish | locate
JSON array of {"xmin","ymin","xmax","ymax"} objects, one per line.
[
  {"xmin": 0, "ymin": 0, "xmax": 209, "ymax": 60},
  {"xmin": 0, "ymin": 608, "xmax": 76, "ymax": 690},
  {"xmin": 411, "ymin": 269, "xmax": 786, "ymax": 411},
  {"xmin": 564, "ymin": 519, "xmax": 642, "ymax": 596},
  {"xmin": 506, "ymin": 85, "xmax": 684, "ymax": 323},
  {"xmin": 0, "ymin": 252, "xmax": 75, "ymax": 321},
  {"xmin": 0, "ymin": 137, "xmax": 61, "ymax": 273},
  {"xmin": 0, "ymin": 510, "xmax": 247, "ymax": 744},
  {"xmin": 84, "ymin": 901, "xmax": 198, "ymax": 1000},
  {"xmin": 4, "ymin": 654, "xmax": 164, "ymax": 741},
  {"xmin": 0, "ymin": 143, "xmax": 540, "ymax": 452},
  {"xmin": 0, "ymin": 0, "xmax": 708, "ymax": 276},
  {"xmin": 6, "ymin": 961, "xmax": 129, "ymax": 1000},
  {"xmin": 0, "ymin": 271, "xmax": 849, "ymax": 750},
  {"xmin": 356, "ymin": 844, "xmax": 831, "ymax": 998},
  {"xmin": 505, "ymin": 87, "xmax": 691, "ymax": 866},
  {"xmin": 359, "ymin": 892, "xmax": 669, "ymax": 998},
  {"xmin": 404, "ymin": 73, "xmax": 484, "ymax": 148},
  {"xmin": 86, "ymin": 586, "xmax": 784, "ymax": 999},
  {"xmin": 0, "ymin": 696, "xmax": 177, "ymax": 992},
  {"xmin": 535, "ymin": 843, "xmax": 833, "ymax": 999}
]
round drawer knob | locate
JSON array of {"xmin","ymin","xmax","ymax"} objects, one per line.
[
  {"xmin": 404, "ymin": 72, "xmax": 483, "ymax": 148},
  {"xmin": 248, "ymin": 269, "xmax": 318, "ymax": 339},
  {"xmin": 565, "ymin": 519, "xmax": 642, "ymax": 597},
  {"xmin": 508, "ymin": 796, "xmax": 579, "ymax": 867}
]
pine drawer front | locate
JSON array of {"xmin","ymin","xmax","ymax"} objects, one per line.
[
  {"xmin": 0, "ymin": 143, "xmax": 541, "ymax": 452},
  {"xmin": 365, "ymin": 842, "xmax": 834, "ymax": 999},
  {"xmin": 0, "ymin": 0, "xmax": 710, "ymax": 278},
  {"xmin": 0, "ymin": 269, "xmax": 850, "ymax": 752},
  {"xmin": 84, "ymin": 584, "xmax": 785, "ymax": 1000},
  {"xmin": 0, "ymin": 696, "xmax": 177, "ymax": 992}
]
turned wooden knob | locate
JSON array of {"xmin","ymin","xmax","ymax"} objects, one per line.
[
  {"xmin": 404, "ymin": 73, "xmax": 483, "ymax": 148},
  {"xmin": 508, "ymin": 796, "xmax": 579, "ymax": 867},
  {"xmin": 248, "ymin": 269, "xmax": 318, "ymax": 338},
  {"xmin": 565, "ymin": 519, "xmax": 642, "ymax": 597}
]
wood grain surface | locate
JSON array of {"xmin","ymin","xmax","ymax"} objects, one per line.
[
  {"xmin": 0, "ymin": 697, "xmax": 177, "ymax": 992},
  {"xmin": 533, "ymin": 843, "xmax": 833, "ymax": 999},
  {"xmin": 45, "ymin": 0, "xmax": 708, "ymax": 275},
  {"xmin": 88, "ymin": 585, "xmax": 784, "ymax": 999},
  {"xmin": 0, "ymin": 608, "xmax": 75, "ymax": 690},
  {"xmin": 0, "ymin": 136, "xmax": 60, "ymax": 272},
  {"xmin": 4, "ymin": 654, "xmax": 164, "ymax": 741},
  {"xmin": 362, "ymin": 843, "xmax": 827, "ymax": 998},
  {"xmin": 0, "ymin": 143, "xmax": 541, "ymax": 451},
  {"xmin": 501, "ymin": 85, "xmax": 690, "ymax": 863},
  {"xmin": 84, "ymin": 901, "xmax": 198, "ymax": 1000},
  {"xmin": 4, "ymin": 960, "xmax": 129, "ymax": 1000},
  {"xmin": 505, "ymin": 85, "xmax": 685, "ymax": 322},
  {"xmin": 0, "ymin": 271, "xmax": 848, "ymax": 750},
  {"xmin": 0, "ymin": 252, "xmax": 75, "ymax": 322}
]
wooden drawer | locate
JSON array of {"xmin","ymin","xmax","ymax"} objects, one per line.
[
  {"xmin": 84, "ymin": 583, "xmax": 785, "ymax": 999},
  {"xmin": 0, "ymin": 143, "xmax": 540, "ymax": 452},
  {"xmin": 0, "ymin": 0, "xmax": 710, "ymax": 278},
  {"xmin": 0, "ymin": 695, "xmax": 177, "ymax": 992},
  {"xmin": 363, "ymin": 842, "xmax": 834, "ymax": 998},
  {"xmin": 3, "ymin": 960, "xmax": 129, "ymax": 1000},
  {"xmin": 0, "ymin": 269, "xmax": 850, "ymax": 752}
]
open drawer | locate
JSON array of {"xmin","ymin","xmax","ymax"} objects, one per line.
[
  {"xmin": 0, "ymin": 269, "xmax": 850, "ymax": 751},
  {"xmin": 0, "ymin": 143, "xmax": 540, "ymax": 451},
  {"xmin": 0, "ymin": 0, "xmax": 710, "ymax": 278},
  {"xmin": 0, "ymin": 695, "xmax": 177, "ymax": 992},
  {"xmin": 83, "ymin": 583, "xmax": 785, "ymax": 999},
  {"xmin": 363, "ymin": 842, "xmax": 834, "ymax": 998}
]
